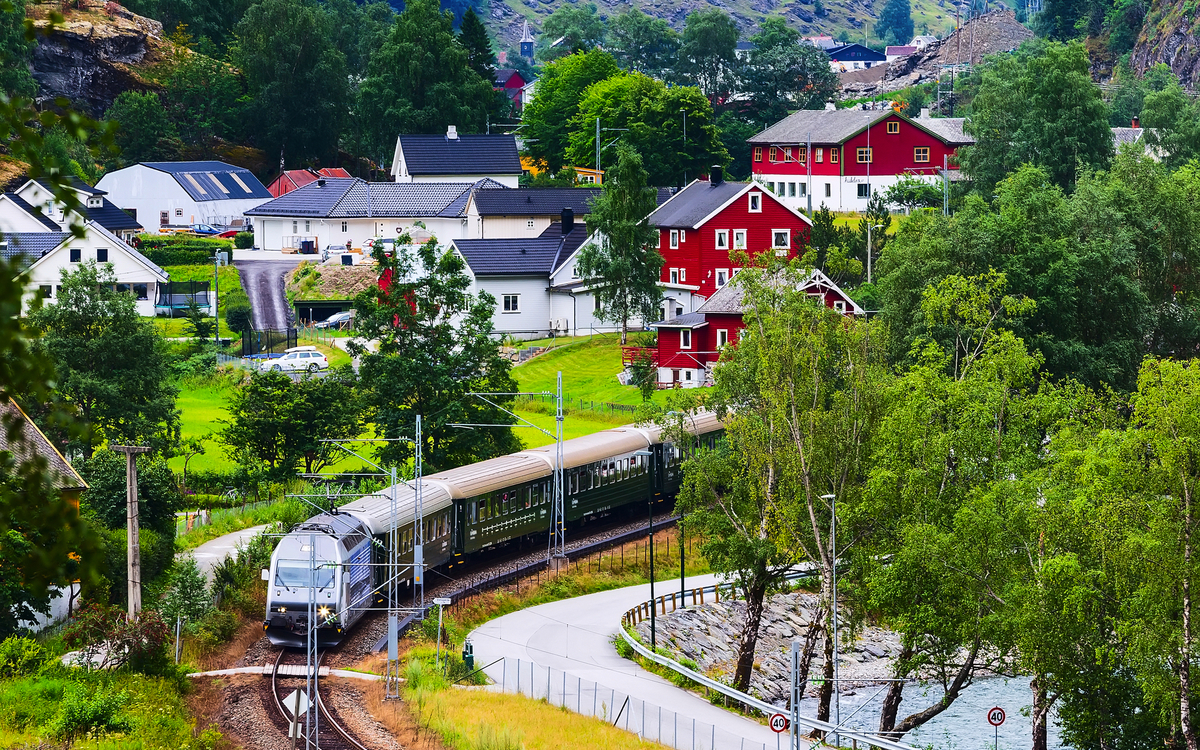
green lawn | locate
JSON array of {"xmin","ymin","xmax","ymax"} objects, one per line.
[
  {"xmin": 510, "ymin": 333, "xmax": 666, "ymax": 408},
  {"xmin": 170, "ymin": 379, "xmax": 233, "ymax": 473}
]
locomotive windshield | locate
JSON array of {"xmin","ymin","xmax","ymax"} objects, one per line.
[{"xmin": 275, "ymin": 565, "xmax": 335, "ymax": 589}]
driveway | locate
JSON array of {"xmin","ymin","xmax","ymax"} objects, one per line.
[
  {"xmin": 179, "ymin": 524, "xmax": 271, "ymax": 584},
  {"xmin": 234, "ymin": 258, "xmax": 302, "ymax": 330}
]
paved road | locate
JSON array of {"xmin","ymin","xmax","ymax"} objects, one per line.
[
  {"xmin": 470, "ymin": 573, "xmax": 781, "ymax": 750},
  {"xmin": 234, "ymin": 258, "xmax": 301, "ymax": 330},
  {"xmin": 179, "ymin": 524, "xmax": 271, "ymax": 583}
]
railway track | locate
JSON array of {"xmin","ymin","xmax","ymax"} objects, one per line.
[{"xmin": 269, "ymin": 648, "xmax": 369, "ymax": 750}]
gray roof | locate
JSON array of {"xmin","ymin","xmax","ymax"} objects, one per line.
[
  {"xmin": 246, "ymin": 178, "xmax": 506, "ymax": 219},
  {"xmin": 1112, "ymin": 127, "xmax": 1146, "ymax": 145},
  {"xmin": 399, "ymin": 134, "xmax": 522, "ymax": 176},
  {"xmin": 472, "ymin": 188, "xmax": 602, "ymax": 216},
  {"xmin": 647, "ymin": 180, "xmax": 748, "ymax": 229},
  {"xmin": 141, "ymin": 161, "xmax": 272, "ymax": 201},
  {"xmin": 0, "ymin": 232, "xmax": 70, "ymax": 269},
  {"xmin": 453, "ymin": 223, "xmax": 589, "ymax": 276},
  {"xmin": 750, "ymin": 109, "xmax": 890, "ymax": 145},
  {"xmin": 0, "ymin": 400, "xmax": 86, "ymax": 490},
  {"xmin": 915, "ymin": 117, "xmax": 974, "ymax": 145},
  {"xmin": 695, "ymin": 269, "xmax": 865, "ymax": 316},
  {"xmin": 651, "ymin": 312, "xmax": 708, "ymax": 329},
  {"xmin": 696, "ymin": 280, "xmax": 746, "ymax": 314},
  {"xmin": 4, "ymin": 194, "xmax": 61, "ymax": 230}
]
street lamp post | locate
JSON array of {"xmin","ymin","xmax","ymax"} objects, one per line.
[
  {"xmin": 680, "ymin": 108, "xmax": 687, "ymax": 185},
  {"xmin": 822, "ymin": 492, "xmax": 839, "ymax": 747},
  {"xmin": 634, "ymin": 449, "xmax": 656, "ymax": 649}
]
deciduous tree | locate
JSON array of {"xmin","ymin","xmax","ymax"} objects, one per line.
[
  {"xmin": 608, "ymin": 9, "xmax": 678, "ymax": 76},
  {"xmin": 521, "ymin": 50, "xmax": 620, "ymax": 174},
  {"xmin": 875, "ymin": 0, "xmax": 914, "ymax": 47},
  {"xmin": 678, "ymin": 10, "xmax": 740, "ymax": 98},
  {"xmin": 538, "ymin": 3, "xmax": 605, "ymax": 61}
]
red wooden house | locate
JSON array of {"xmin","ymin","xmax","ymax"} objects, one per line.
[
  {"xmin": 643, "ymin": 269, "xmax": 863, "ymax": 387},
  {"xmin": 267, "ymin": 168, "xmax": 353, "ymax": 198},
  {"xmin": 495, "ymin": 69, "xmax": 527, "ymax": 111},
  {"xmin": 646, "ymin": 169, "xmax": 813, "ymax": 315},
  {"xmin": 749, "ymin": 108, "xmax": 972, "ymax": 212}
]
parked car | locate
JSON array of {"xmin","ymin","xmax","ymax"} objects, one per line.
[
  {"xmin": 314, "ymin": 311, "xmax": 353, "ymax": 330},
  {"xmin": 260, "ymin": 346, "xmax": 329, "ymax": 373},
  {"xmin": 161, "ymin": 223, "xmax": 221, "ymax": 236},
  {"xmin": 217, "ymin": 229, "xmax": 241, "ymax": 238}
]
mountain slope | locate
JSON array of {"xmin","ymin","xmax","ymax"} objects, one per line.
[{"xmin": 1131, "ymin": 0, "xmax": 1200, "ymax": 86}]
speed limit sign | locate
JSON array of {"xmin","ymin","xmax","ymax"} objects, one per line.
[
  {"xmin": 769, "ymin": 713, "xmax": 789, "ymax": 733},
  {"xmin": 988, "ymin": 706, "xmax": 1006, "ymax": 726}
]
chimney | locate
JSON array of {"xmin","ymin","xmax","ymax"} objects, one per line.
[
  {"xmin": 711, "ymin": 165, "xmax": 724, "ymax": 186},
  {"xmin": 447, "ymin": 125, "xmax": 459, "ymax": 140},
  {"xmin": 317, "ymin": 178, "xmax": 326, "ymax": 187},
  {"xmin": 1132, "ymin": 116, "xmax": 1140, "ymax": 129},
  {"xmin": 561, "ymin": 207, "xmax": 574, "ymax": 235},
  {"xmin": 919, "ymin": 107, "xmax": 929, "ymax": 119},
  {"xmin": 825, "ymin": 101, "xmax": 837, "ymax": 111}
]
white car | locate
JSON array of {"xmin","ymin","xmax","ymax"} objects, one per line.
[{"xmin": 261, "ymin": 346, "xmax": 329, "ymax": 374}]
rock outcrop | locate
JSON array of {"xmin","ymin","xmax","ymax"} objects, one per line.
[
  {"xmin": 29, "ymin": 1, "xmax": 166, "ymax": 116},
  {"xmin": 1131, "ymin": 0, "xmax": 1200, "ymax": 87}
]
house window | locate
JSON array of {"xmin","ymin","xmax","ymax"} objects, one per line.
[
  {"xmin": 679, "ymin": 268, "xmax": 686, "ymax": 282},
  {"xmin": 772, "ymin": 230, "xmax": 790, "ymax": 249},
  {"xmin": 159, "ymin": 211, "xmax": 169, "ymax": 226},
  {"xmin": 594, "ymin": 296, "xmax": 602, "ymax": 312},
  {"xmin": 767, "ymin": 181, "xmax": 775, "ymax": 194},
  {"xmin": 87, "ymin": 196, "xmax": 102, "ymax": 208},
  {"xmin": 96, "ymin": 248, "xmax": 108, "ymax": 263},
  {"xmin": 798, "ymin": 147, "xmax": 808, "ymax": 163},
  {"xmin": 717, "ymin": 329, "xmax": 728, "ymax": 348},
  {"xmin": 833, "ymin": 300, "xmax": 847, "ymax": 313},
  {"xmin": 733, "ymin": 230, "xmax": 746, "ymax": 250},
  {"xmin": 716, "ymin": 269, "xmax": 729, "ymax": 287},
  {"xmin": 680, "ymin": 329, "xmax": 692, "ymax": 349},
  {"xmin": 684, "ymin": 370, "xmax": 693, "ymax": 381},
  {"xmin": 788, "ymin": 183, "xmax": 796, "ymax": 197},
  {"xmin": 887, "ymin": 121, "xmax": 900, "ymax": 134},
  {"xmin": 753, "ymin": 147, "xmax": 763, "ymax": 162},
  {"xmin": 914, "ymin": 147, "xmax": 931, "ymax": 163},
  {"xmin": 857, "ymin": 148, "xmax": 873, "ymax": 163},
  {"xmin": 38, "ymin": 285, "xmax": 51, "ymax": 298},
  {"xmin": 502, "ymin": 294, "xmax": 520, "ymax": 312},
  {"xmin": 133, "ymin": 284, "xmax": 148, "ymax": 300},
  {"xmin": 858, "ymin": 184, "xmax": 870, "ymax": 199},
  {"xmin": 825, "ymin": 183, "xmax": 832, "ymax": 197},
  {"xmin": 69, "ymin": 248, "xmax": 81, "ymax": 263},
  {"xmin": 292, "ymin": 220, "xmax": 298, "ymax": 233},
  {"xmin": 304, "ymin": 220, "xmax": 311, "ymax": 233},
  {"xmin": 715, "ymin": 230, "xmax": 729, "ymax": 250},
  {"xmin": 769, "ymin": 146, "xmax": 779, "ymax": 162},
  {"xmin": 799, "ymin": 183, "xmax": 807, "ymax": 197},
  {"xmin": 175, "ymin": 208, "xmax": 183, "ymax": 217},
  {"xmin": 670, "ymin": 268, "xmax": 679, "ymax": 284},
  {"xmin": 527, "ymin": 219, "xmax": 536, "ymax": 228},
  {"xmin": 831, "ymin": 150, "xmax": 839, "ymax": 164},
  {"xmin": 748, "ymin": 193, "xmax": 762, "ymax": 213},
  {"xmin": 341, "ymin": 221, "xmax": 348, "ymax": 232},
  {"xmin": 815, "ymin": 148, "xmax": 823, "ymax": 163},
  {"xmin": 784, "ymin": 146, "xmax": 793, "ymax": 161},
  {"xmin": 670, "ymin": 230, "xmax": 679, "ymax": 249}
]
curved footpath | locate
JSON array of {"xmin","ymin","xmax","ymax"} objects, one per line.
[
  {"xmin": 470, "ymin": 573, "xmax": 783, "ymax": 750},
  {"xmin": 178, "ymin": 524, "xmax": 271, "ymax": 583}
]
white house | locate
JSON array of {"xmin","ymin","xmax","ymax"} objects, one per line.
[
  {"xmin": 95, "ymin": 161, "xmax": 272, "ymax": 231},
  {"xmin": 245, "ymin": 177, "xmax": 509, "ymax": 251},
  {"xmin": 390, "ymin": 128, "xmax": 523, "ymax": 187},
  {"xmin": 2, "ymin": 178, "xmax": 143, "ymax": 241},
  {"xmin": 7, "ymin": 221, "xmax": 170, "ymax": 316},
  {"xmin": 463, "ymin": 187, "xmax": 601, "ymax": 239}
]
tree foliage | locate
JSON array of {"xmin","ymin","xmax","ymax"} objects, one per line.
[
  {"xmin": 678, "ymin": 10, "xmax": 740, "ymax": 98},
  {"xmin": 103, "ymin": 91, "xmax": 181, "ymax": 165},
  {"xmin": 739, "ymin": 44, "xmax": 839, "ymax": 129},
  {"xmin": 875, "ymin": 0, "xmax": 914, "ymax": 47},
  {"xmin": 608, "ymin": 9, "xmax": 678, "ymax": 76},
  {"xmin": 521, "ymin": 50, "xmax": 620, "ymax": 174},
  {"xmin": 538, "ymin": 3, "xmax": 605, "ymax": 61}
]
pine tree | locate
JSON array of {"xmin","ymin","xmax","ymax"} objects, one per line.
[{"xmin": 459, "ymin": 7, "xmax": 496, "ymax": 82}]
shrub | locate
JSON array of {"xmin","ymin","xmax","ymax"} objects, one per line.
[
  {"xmin": 0, "ymin": 636, "xmax": 46, "ymax": 678},
  {"xmin": 234, "ymin": 231, "xmax": 254, "ymax": 249},
  {"xmin": 62, "ymin": 603, "xmax": 169, "ymax": 673},
  {"xmin": 192, "ymin": 608, "xmax": 238, "ymax": 650},
  {"xmin": 133, "ymin": 235, "xmax": 233, "ymax": 266},
  {"xmin": 46, "ymin": 683, "xmax": 131, "ymax": 741}
]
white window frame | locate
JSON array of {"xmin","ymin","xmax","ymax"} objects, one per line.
[
  {"xmin": 670, "ymin": 268, "xmax": 680, "ymax": 284},
  {"xmin": 670, "ymin": 230, "xmax": 680, "ymax": 249},
  {"xmin": 715, "ymin": 230, "xmax": 729, "ymax": 250},
  {"xmin": 715, "ymin": 268, "xmax": 729, "ymax": 288},
  {"xmin": 502, "ymin": 294, "xmax": 520, "ymax": 313},
  {"xmin": 788, "ymin": 182, "xmax": 796, "ymax": 197},
  {"xmin": 716, "ymin": 329, "xmax": 728, "ymax": 348},
  {"xmin": 748, "ymin": 192, "xmax": 762, "ymax": 213},
  {"xmin": 679, "ymin": 267, "xmax": 686, "ymax": 282},
  {"xmin": 304, "ymin": 220, "xmax": 311, "ymax": 233},
  {"xmin": 833, "ymin": 300, "xmax": 847, "ymax": 313},
  {"xmin": 341, "ymin": 221, "xmax": 348, "ymax": 232},
  {"xmin": 772, "ymin": 230, "xmax": 791, "ymax": 249},
  {"xmin": 858, "ymin": 184, "xmax": 870, "ymax": 199},
  {"xmin": 175, "ymin": 208, "xmax": 183, "ymax": 217},
  {"xmin": 680, "ymin": 329, "xmax": 692, "ymax": 349},
  {"xmin": 733, "ymin": 230, "xmax": 747, "ymax": 250},
  {"xmin": 292, "ymin": 220, "xmax": 298, "ymax": 233}
]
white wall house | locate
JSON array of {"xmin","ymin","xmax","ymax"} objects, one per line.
[
  {"xmin": 2, "ymin": 178, "xmax": 143, "ymax": 241},
  {"xmin": 245, "ymin": 177, "xmax": 509, "ymax": 252},
  {"xmin": 96, "ymin": 161, "xmax": 272, "ymax": 231},
  {"xmin": 464, "ymin": 189, "xmax": 601, "ymax": 240},
  {"xmin": 9, "ymin": 221, "xmax": 170, "ymax": 316},
  {"xmin": 391, "ymin": 129, "xmax": 523, "ymax": 188}
]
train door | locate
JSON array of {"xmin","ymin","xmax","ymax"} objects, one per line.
[
  {"xmin": 652, "ymin": 444, "xmax": 665, "ymax": 494},
  {"xmin": 453, "ymin": 500, "xmax": 466, "ymax": 554}
]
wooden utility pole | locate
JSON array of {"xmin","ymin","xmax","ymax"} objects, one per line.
[{"xmin": 112, "ymin": 445, "xmax": 151, "ymax": 617}]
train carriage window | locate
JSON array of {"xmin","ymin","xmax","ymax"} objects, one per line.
[
  {"xmin": 524, "ymin": 487, "xmax": 532, "ymax": 509},
  {"xmin": 623, "ymin": 458, "xmax": 630, "ymax": 480},
  {"xmin": 478, "ymin": 498, "xmax": 486, "ymax": 521}
]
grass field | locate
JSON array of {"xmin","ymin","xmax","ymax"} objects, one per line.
[
  {"xmin": 171, "ymin": 378, "xmax": 232, "ymax": 473},
  {"xmin": 511, "ymin": 333, "xmax": 665, "ymax": 408}
]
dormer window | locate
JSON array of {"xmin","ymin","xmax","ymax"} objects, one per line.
[{"xmin": 87, "ymin": 196, "xmax": 103, "ymax": 208}]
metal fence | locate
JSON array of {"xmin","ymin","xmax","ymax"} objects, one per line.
[
  {"xmin": 241, "ymin": 328, "xmax": 297, "ymax": 357},
  {"xmin": 175, "ymin": 498, "xmax": 274, "ymax": 535},
  {"xmin": 493, "ymin": 656, "xmax": 774, "ymax": 750},
  {"xmin": 217, "ymin": 352, "xmax": 256, "ymax": 370},
  {"xmin": 514, "ymin": 392, "xmax": 639, "ymax": 419}
]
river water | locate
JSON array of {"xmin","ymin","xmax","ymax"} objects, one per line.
[{"xmin": 795, "ymin": 676, "xmax": 1068, "ymax": 749}]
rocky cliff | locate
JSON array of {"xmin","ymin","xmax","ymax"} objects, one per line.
[
  {"xmin": 1131, "ymin": 0, "xmax": 1200, "ymax": 86},
  {"xmin": 28, "ymin": 1, "xmax": 166, "ymax": 116}
]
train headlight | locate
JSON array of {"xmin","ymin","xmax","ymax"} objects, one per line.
[
  {"xmin": 279, "ymin": 606, "xmax": 286, "ymax": 613},
  {"xmin": 318, "ymin": 606, "xmax": 330, "ymax": 618}
]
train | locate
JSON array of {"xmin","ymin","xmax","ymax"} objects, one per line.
[{"xmin": 263, "ymin": 412, "xmax": 723, "ymax": 647}]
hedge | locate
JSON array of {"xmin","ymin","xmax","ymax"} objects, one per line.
[{"xmin": 133, "ymin": 235, "xmax": 234, "ymax": 266}]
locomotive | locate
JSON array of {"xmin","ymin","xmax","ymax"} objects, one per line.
[{"xmin": 263, "ymin": 412, "xmax": 721, "ymax": 647}]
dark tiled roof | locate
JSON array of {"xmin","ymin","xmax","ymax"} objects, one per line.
[
  {"xmin": 656, "ymin": 187, "xmax": 677, "ymax": 206},
  {"xmin": 4, "ymin": 193, "xmax": 61, "ymax": 230},
  {"xmin": 472, "ymin": 188, "xmax": 601, "ymax": 216},
  {"xmin": 647, "ymin": 180, "xmax": 748, "ymax": 229},
  {"xmin": 1112, "ymin": 127, "xmax": 1146, "ymax": 145},
  {"xmin": 439, "ymin": 179, "xmax": 508, "ymax": 218},
  {"xmin": 650, "ymin": 312, "xmax": 707, "ymax": 329},
  {"xmin": 495, "ymin": 69, "xmax": 522, "ymax": 86},
  {"xmin": 35, "ymin": 176, "xmax": 105, "ymax": 196},
  {"xmin": 398, "ymin": 135, "xmax": 522, "ymax": 176},
  {"xmin": 141, "ymin": 161, "xmax": 272, "ymax": 201},
  {"xmin": 246, "ymin": 178, "xmax": 505, "ymax": 219},
  {"xmin": 828, "ymin": 43, "xmax": 887, "ymax": 61},
  {"xmin": 83, "ymin": 198, "xmax": 142, "ymax": 232},
  {"xmin": 0, "ymin": 232, "xmax": 70, "ymax": 269},
  {"xmin": 0, "ymin": 400, "xmax": 86, "ymax": 490},
  {"xmin": 453, "ymin": 223, "xmax": 589, "ymax": 276},
  {"xmin": 750, "ymin": 109, "xmax": 890, "ymax": 145}
]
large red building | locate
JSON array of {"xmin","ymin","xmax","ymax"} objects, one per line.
[
  {"xmin": 749, "ymin": 108, "xmax": 972, "ymax": 212},
  {"xmin": 267, "ymin": 168, "xmax": 353, "ymax": 198},
  {"xmin": 642, "ymin": 269, "xmax": 863, "ymax": 387}
]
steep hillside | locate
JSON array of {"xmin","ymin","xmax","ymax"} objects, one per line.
[
  {"xmin": 1131, "ymin": 0, "xmax": 1200, "ymax": 86},
  {"xmin": 26, "ymin": 0, "xmax": 169, "ymax": 116},
  {"xmin": 483, "ymin": 0, "xmax": 964, "ymax": 52}
]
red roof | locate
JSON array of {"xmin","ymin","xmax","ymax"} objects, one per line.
[{"xmin": 268, "ymin": 168, "xmax": 354, "ymax": 198}]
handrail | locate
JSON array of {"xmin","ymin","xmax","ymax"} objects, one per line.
[{"xmin": 618, "ymin": 585, "xmax": 918, "ymax": 750}]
